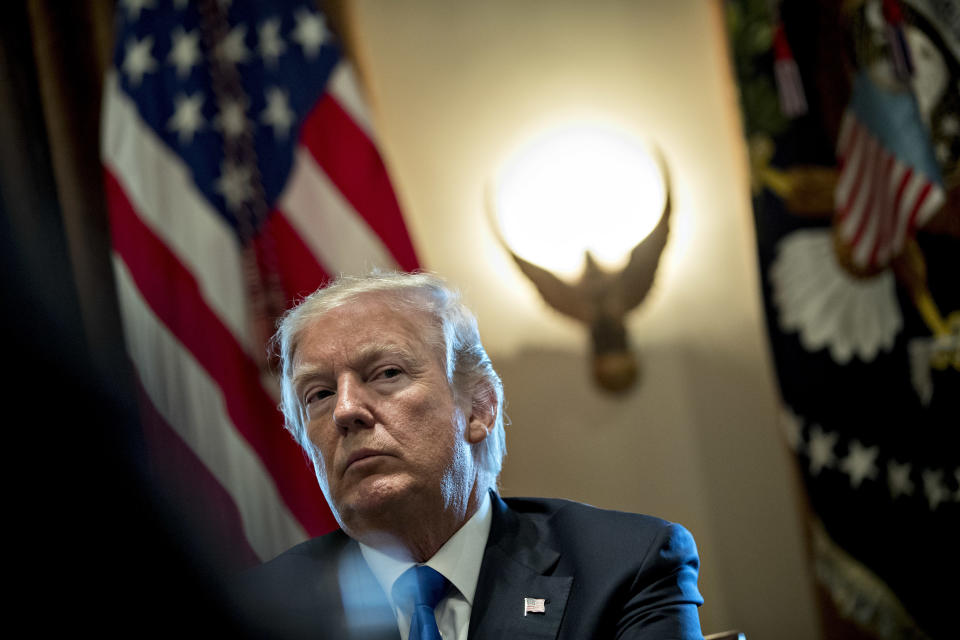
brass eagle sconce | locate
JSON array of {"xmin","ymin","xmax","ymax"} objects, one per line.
[{"xmin": 487, "ymin": 148, "xmax": 672, "ymax": 393}]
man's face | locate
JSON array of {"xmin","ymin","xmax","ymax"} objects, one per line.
[{"xmin": 291, "ymin": 294, "xmax": 479, "ymax": 539}]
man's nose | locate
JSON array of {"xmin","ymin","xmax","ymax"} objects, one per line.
[{"xmin": 333, "ymin": 375, "xmax": 375, "ymax": 432}]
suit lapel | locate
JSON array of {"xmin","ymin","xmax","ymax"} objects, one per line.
[{"xmin": 468, "ymin": 493, "xmax": 572, "ymax": 639}]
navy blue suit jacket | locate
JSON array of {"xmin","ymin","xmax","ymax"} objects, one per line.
[{"xmin": 236, "ymin": 492, "xmax": 704, "ymax": 639}]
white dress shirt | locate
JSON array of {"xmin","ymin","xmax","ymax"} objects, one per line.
[{"xmin": 359, "ymin": 491, "xmax": 493, "ymax": 640}]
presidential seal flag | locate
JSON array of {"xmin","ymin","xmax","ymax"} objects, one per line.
[
  {"xmin": 102, "ymin": 0, "xmax": 420, "ymax": 567},
  {"xmin": 727, "ymin": 0, "xmax": 958, "ymax": 638}
]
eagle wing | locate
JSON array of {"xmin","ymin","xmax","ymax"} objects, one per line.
[
  {"xmin": 508, "ymin": 250, "xmax": 595, "ymax": 323},
  {"xmin": 614, "ymin": 152, "xmax": 672, "ymax": 314}
]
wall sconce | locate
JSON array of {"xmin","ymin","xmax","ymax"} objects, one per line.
[{"xmin": 488, "ymin": 125, "xmax": 671, "ymax": 393}]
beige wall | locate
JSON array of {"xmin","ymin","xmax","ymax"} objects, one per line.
[{"xmin": 349, "ymin": 1, "xmax": 818, "ymax": 637}]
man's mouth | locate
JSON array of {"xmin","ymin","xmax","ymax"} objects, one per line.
[{"xmin": 345, "ymin": 449, "xmax": 388, "ymax": 470}]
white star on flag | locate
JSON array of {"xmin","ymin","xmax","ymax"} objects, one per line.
[
  {"xmin": 780, "ymin": 406, "xmax": 803, "ymax": 453},
  {"xmin": 936, "ymin": 142, "xmax": 950, "ymax": 163},
  {"xmin": 922, "ymin": 469, "xmax": 948, "ymax": 510},
  {"xmin": 291, "ymin": 8, "xmax": 329, "ymax": 58},
  {"xmin": 258, "ymin": 18, "xmax": 287, "ymax": 67},
  {"xmin": 807, "ymin": 425, "xmax": 837, "ymax": 476},
  {"xmin": 168, "ymin": 92, "xmax": 205, "ymax": 144},
  {"xmin": 215, "ymin": 98, "xmax": 250, "ymax": 140},
  {"xmin": 839, "ymin": 440, "xmax": 879, "ymax": 488},
  {"xmin": 886, "ymin": 460, "xmax": 914, "ymax": 499},
  {"xmin": 215, "ymin": 159, "xmax": 254, "ymax": 212},
  {"xmin": 122, "ymin": 36, "xmax": 157, "ymax": 87},
  {"xmin": 168, "ymin": 27, "xmax": 201, "ymax": 78},
  {"xmin": 262, "ymin": 87, "xmax": 295, "ymax": 139},
  {"xmin": 941, "ymin": 114, "xmax": 959, "ymax": 136},
  {"xmin": 217, "ymin": 24, "xmax": 250, "ymax": 65},
  {"xmin": 121, "ymin": 0, "xmax": 155, "ymax": 20}
]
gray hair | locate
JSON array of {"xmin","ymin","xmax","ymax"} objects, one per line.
[{"xmin": 272, "ymin": 271, "xmax": 506, "ymax": 493}]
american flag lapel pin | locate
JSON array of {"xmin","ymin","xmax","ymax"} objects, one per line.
[{"xmin": 523, "ymin": 597, "xmax": 546, "ymax": 616}]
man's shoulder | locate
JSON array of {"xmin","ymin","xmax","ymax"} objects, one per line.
[
  {"xmin": 248, "ymin": 527, "xmax": 353, "ymax": 580},
  {"xmin": 270, "ymin": 528, "xmax": 353, "ymax": 560},
  {"xmin": 502, "ymin": 495, "xmax": 675, "ymax": 532},
  {"xmin": 499, "ymin": 494, "xmax": 696, "ymax": 560},
  {"xmin": 231, "ymin": 529, "xmax": 362, "ymax": 638}
]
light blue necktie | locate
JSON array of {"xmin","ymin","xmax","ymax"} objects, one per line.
[{"xmin": 393, "ymin": 565, "xmax": 450, "ymax": 640}]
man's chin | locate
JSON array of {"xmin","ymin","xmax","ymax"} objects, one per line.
[{"xmin": 334, "ymin": 475, "xmax": 415, "ymax": 530}]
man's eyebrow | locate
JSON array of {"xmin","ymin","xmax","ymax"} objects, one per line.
[
  {"xmin": 290, "ymin": 365, "xmax": 331, "ymax": 396},
  {"xmin": 291, "ymin": 342, "xmax": 419, "ymax": 391},
  {"xmin": 355, "ymin": 342, "xmax": 417, "ymax": 366}
]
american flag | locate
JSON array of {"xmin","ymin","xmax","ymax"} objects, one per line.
[
  {"xmin": 834, "ymin": 72, "xmax": 944, "ymax": 271},
  {"xmin": 523, "ymin": 597, "xmax": 546, "ymax": 616},
  {"xmin": 101, "ymin": 0, "xmax": 419, "ymax": 565}
]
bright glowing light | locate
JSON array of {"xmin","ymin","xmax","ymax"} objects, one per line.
[{"xmin": 495, "ymin": 125, "xmax": 667, "ymax": 280}]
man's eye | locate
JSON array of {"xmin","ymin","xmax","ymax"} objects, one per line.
[
  {"xmin": 306, "ymin": 389, "xmax": 334, "ymax": 404},
  {"xmin": 379, "ymin": 367, "xmax": 402, "ymax": 379}
]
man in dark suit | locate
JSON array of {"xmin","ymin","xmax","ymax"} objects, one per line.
[{"xmin": 238, "ymin": 272, "xmax": 703, "ymax": 639}]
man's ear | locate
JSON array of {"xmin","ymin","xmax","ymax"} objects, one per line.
[{"xmin": 466, "ymin": 382, "xmax": 497, "ymax": 445}]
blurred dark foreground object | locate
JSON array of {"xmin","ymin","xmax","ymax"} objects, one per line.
[{"xmin": 2, "ymin": 220, "xmax": 256, "ymax": 635}]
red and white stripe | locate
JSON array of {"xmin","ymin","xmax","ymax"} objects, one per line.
[
  {"xmin": 102, "ymin": 61, "xmax": 419, "ymax": 563},
  {"xmin": 834, "ymin": 112, "xmax": 944, "ymax": 270}
]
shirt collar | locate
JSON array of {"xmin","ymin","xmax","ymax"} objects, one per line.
[{"xmin": 359, "ymin": 490, "xmax": 493, "ymax": 607}]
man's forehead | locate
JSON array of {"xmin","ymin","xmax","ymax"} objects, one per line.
[{"xmin": 291, "ymin": 298, "xmax": 443, "ymax": 372}]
